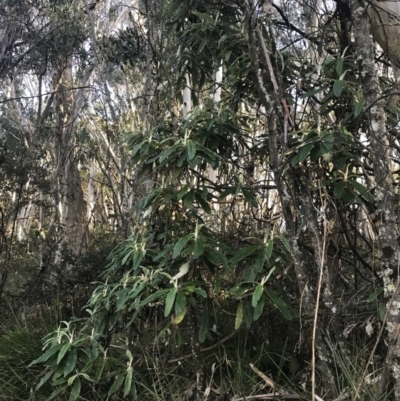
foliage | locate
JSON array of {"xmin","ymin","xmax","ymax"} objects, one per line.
[
  {"xmin": 0, "ymin": 304, "xmax": 60, "ymax": 401},
  {"xmin": 2, "ymin": 0, "xmax": 400, "ymax": 400}
]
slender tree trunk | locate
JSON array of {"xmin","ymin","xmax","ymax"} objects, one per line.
[{"xmin": 347, "ymin": 1, "xmax": 400, "ymax": 398}]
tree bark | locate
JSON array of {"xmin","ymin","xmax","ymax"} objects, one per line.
[{"xmin": 347, "ymin": 0, "xmax": 400, "ymax": 397}]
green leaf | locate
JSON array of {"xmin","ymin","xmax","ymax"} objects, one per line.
[
  {"xmin": 379, "ymin": 303, "xmax": 386, "ymax": 321},
  {"xmin": 173, "ymin": 234, "xmax": 193, "ymax": 259},
  {"xmin": 192, "ymin": 10, "xmax": 215, "ymax": 23},
  {"xmin": 354, "ymin": 98, "xmax": 365, "ymax": 117},
  {"xmin": 350, "ymin": 179, "xmax": 374, "ymax": 202},
  {"xmin": 193, "ymin": 288, "xmax": 207, "ymax": 298},
  {"xmin": 187, "ymin": 140, "xmax": 196, "ymax": 160},
  {"xmin": 177, "ymin": 185, "xmax": 189, "ymax": 200},
  {"xmin": 368, "ymin": 287, "xmax": 383, "ymax": 302},
  {"xmin": 69, "ymin": 377, "xmax": 81, "ymax": 401},
  {"xmin": 124, "ymin": 367, "xmax": 133, "ymax": 397},
  {"xmin": 333, "ymin": 80, "xmax": 343, "ymax": 97},
  {"xmin": 57, "ymin": 343, "xmax": 71, "ymax": 365},
  {"xmin": 265, "ymin": 239, "xmax": 273, "ymax": 259},
  {"xmin": 214, "ymin": 278, "xmax": 220, "ymax": 295},
  {"xmin": 243, "ymin": 300, "xmax": 253, "ymax": 328},
  {"xmin": 108, "ymin": 374, "xmax": 124, "ymax": 396},
  {"xmin": 197, "ymin": 37, "xmax": 208, "ymax": 53},
  {"xmin": 35, "ymin": 368, "xmax": 55, "ymax": 390},
  {"xmin": 195, "ymin": 193, "xmax": 211, "ymax": 214},
  {"xmin": 235, "ymin": 182, "xmax": 242, "ymax": 197},
  {"xmin": 116, "ymin": 288, "xmax": 130, "ymax": 311},
  {"xmin": 235, "ymin": 302, "xmax": 244, "ymax": 329},
  {"xmin": 126, "ymin": 349, "xmax": 133, "ymax": 363},
  {"xmin": 242, "ymin": 188, "xmax": 258, "ymax": 208},
  {"xmin": 229, "ymin": 245, "xmax": 259, "ymax": 270},
  {"xmin": 252, "ymin": 284, "xmax": 264, "ymax": 308},
  {"xmin": 183, "ymin": 189, "xmax": 195, "ymax": 208},
  {"xmin": 95, "ymin": 359, "xmax": 106, "ymax": 383},
  {"xmin": 218, "ymin": 187, "xmax": 236, "ymax": 200},
  {"xmin": 253, "ymin": 249, "xmax": 266, "ymax": 273},
  {"xmin": 175, "ymin": 290, "xmax": 186, "ymax": 315},
  {"xmin": 321, "ymin": 132, "xmax": 334, "ymax": 153},
  {"xmin": 253, "ymin": 295, "xmax": 265, "ymax": 321},
  {"xmin": 165, "ymin": 287, "xmax": 178, "ymax": 317},
  {"xmin": 300, "ymin": 87, "xmax": 324, "ymax": 98},
  {"xmin": 139, "ymin": 288, "xmax": 170, "ymax": 307},
  {"xmin": 266, "ymin": 290, "xmax": 292, "ymax": 320},
  {"xmin": 298, "ymin": 143, "xmax": 314, "ymax": 163},
  {"xmin": 244, "ymin": 267, "xmax": 256, "ymax": 282},
  {"xmin": 48, "ymin": 384, "xmax": 68, "ymax": 400},
  {"xmin": 199, "ymin": 304, "xmax": 210, "ymax": 343},
  {"xmin": 131, "ymin": 382, "xmax": 138, "ymax": 400},
  {"xmin": 205, "ymin": 247, "xmax": 228, "ymax": 268},
  {"xmin": 333, "ymin": 181, "xmax": 347, "ymax": 198},
  {"xmin": 63, "ymin": 349, "xmax": 77, "ymax": 377},
  {"xmin": 193, "ymin": 237, "xmax": 206, "ymax": 259},
  {"xmin": 159, "ymin": 143, "xmax": 182, "ymax": 163},
  {"xmin": 276, "ymin": 235, "xmax": 290, "ymax": 253},
  {"xmin": 30, "ymin": 343, "xmax": 64, "ymax": 365},
  {"xmin": 132, "ymin": 250, "xmax": 144, "ymax": 272},
  {"xmin": 341, "ymin": 187, "xmax": 356, "ymax": 203},
  {"xmin": 335, "ymin": 56, "xmax": 343, "ymax": 75},
  {"xmin": 121, "ymin": 249, "xmax": 134, "ymax": 265}
]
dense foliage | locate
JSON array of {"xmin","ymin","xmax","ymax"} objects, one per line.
[{"xmin": 2, "ymin": 0, "xmax": 400, "ymax": 400}]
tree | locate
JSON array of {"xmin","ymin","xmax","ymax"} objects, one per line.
[{"xmin": 5, "ymin": 0, "xmax": 400, "ymax": 400}]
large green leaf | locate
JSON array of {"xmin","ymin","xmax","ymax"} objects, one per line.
[
  {"xmin": 242, "ymin": 188, "xmax": 258, "ymax": 207},
  {"xmin": 298, "ymin": 143, "xmax": 314, "ymax": 163},
  {"xmin": 300, "ymin": 87, "xmax": 324, "ymax": 99},
  {"xmin": 159, "ymin": 143, "xmax": 182, "ymax": 163},
  {"xmin": 195, "ymin": 193, "xmax": 211, "ymax": 214},
  {"xmin": 275, "ymin": 235, "xmax": 290, "ymax": 253},
  {"xmin": 350, "ymin": 179, "xmax": 374, "ymax": 202},
  {"xmin": 205, "ymin": 247, "xmax": 228, "ymax": 268},
  {"xmin": 253, "ymin": 295, "xmax": 265, "ymax": 321},
  {"xmin": 199, "ymin": 304, "xmax": 210, "ymax": 343},
  {"xmin": 265, "ymin": 239, "xmax": 273, "ymax": 259},
  {"xmin": 175, "ymin": 290, "xmax": 186, "ymax": 315},
  {"xmin": 266, "ymin": 290, "xmax": 292, "ymax": 320},
  {"xmin": 335, "ymin": 56, "xmax": 343, "ymax": 75},
  {"xmin": 253, "ymin": 249, "xmax": 266, "ymax": 273},
  {"xmin": 30, "ymin": 343, "xmax": 64, "ymax": 365},
  {"xmin": 187, "ymin": 140, "xmax": 196, "ymax": 160},
  {"xmin": 228, "ymin": 245, "xmax": 259, "ymax": 271},
  {"xmin": 333, "ymin": 80, "xmax": 343, "ymax": 97},
  {"xmin": 235, "ymin": 302, "xmax": 244, "ymax": 329},
  {"xmin": 69, "ymin": 377, "xmax": 81, "ymax": 401},
  {"xmin": 108, "ymin": 374, "xmax": 124, "ymax": 396},
  {"xmin": 124, "ymin": 367, "xmax": 133, "ymax": 397},
  {"xmin": 354, "ymin": 98, "xmax": 365, "ymax": 117},
  {"xmin": 63, "ymin": 349, "xmax": 77, "ymax": 377},
  {"xmin": 333, "ymin": 181, "xmax": 347, "ymax": 198},
  {"xmin": 165, "ymin": 287, "xmax": 178, "ymax": 317},
  {"xmin": 173, "ymin": 234, "xmax": 193, "ymax": 259},
  {"xmin": 193, "ymin": 237, "xmax": 206, "ymax": 258},
  {"xmin": 35, "ymin": 368, "xmax": 55, "ymax": 390},
  {"xmin": 183, "ymin": 189, "xmax": 195, "ymax": 208},
  {"xmin": 252, "ymin": 284, "xmax": 264, "ymax": 308}
]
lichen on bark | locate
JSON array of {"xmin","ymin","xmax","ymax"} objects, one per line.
[{"xmin": 347, "ymin": 0, "xmax": 400, "ymax": 397}]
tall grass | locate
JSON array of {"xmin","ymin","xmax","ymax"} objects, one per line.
[{"xmin": 0, "ymin": 303, "xmax": 59, "ymax": 401}]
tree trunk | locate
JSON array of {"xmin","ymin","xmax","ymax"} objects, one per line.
[{"xmin": 347, "ymin": 0, "xmax": 400, "ymax": 397}]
